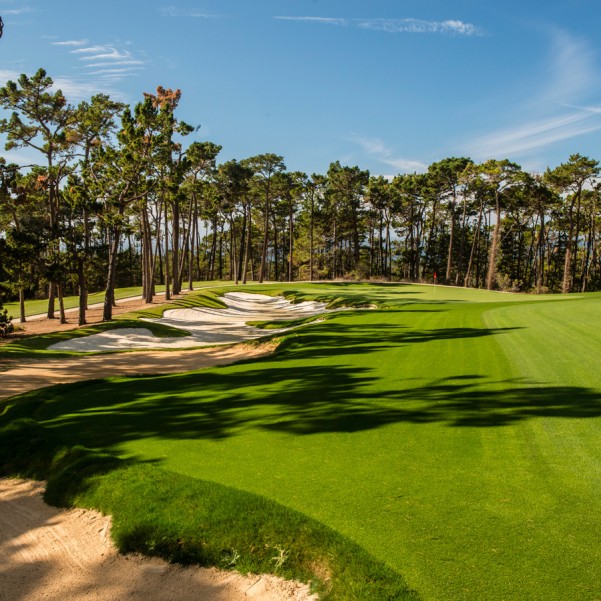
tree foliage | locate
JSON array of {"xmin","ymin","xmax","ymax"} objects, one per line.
[{"xmin": 2, "ymin": 68, "xmax": 601, "ymax": 328}]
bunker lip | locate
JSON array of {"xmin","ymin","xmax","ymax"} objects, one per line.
[
  {"xmin": 48, "ymin": 292, "xmax": 333, "ymax": 352},
  {"xmin": 0, "ymin": 478, "xmax": 316, "ymax": 601}
]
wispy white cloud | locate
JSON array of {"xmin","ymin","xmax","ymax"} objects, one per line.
[
  {"xmin": 466, "ymin": 112, "xmax": 601, "ymax": 158},
  {"xmin": 0, "ymin": 68, "xmax": 21, "ymax": 83},
  {"xmin": 359, "ymin": 18, "xmax": 481, "ymax": 36},
  {"xmin": 349, "ymin": 135, "xmax": 427, "ymax": 173},
  {"xmin": 567, "ymin": 103, "xmax": 601, "ymax": 114},
  {"xmin": 0, "ymin": 69, "xmax": 110, "ymax": 102},
  {"xmin": 275, "ymin": 16, "xmax": 348, "ymax": 26},
  {"xmin": 79, "ymin": 49, "xmax": 134, "ymax": 62},
  {"xmin": 275, "ymin": 16, "xmax": 483, "ymax": 36},
  {"xmin": 51, "ymin": 77, "xmax": 123, "ymax": 102},
  {"xmin": 1, "ymin": 7, "xmax": 32, "ymax": 15},
  {"xmin": 52, "ymin": 39, "xmax": 87, "ymax": 47},
  {"xmin": 66, "ymin": 42, "xmax": 146, "ymax": 87},
  {"xmin": 39, "ymin": 37, "xmax": 147, "ymax": 101},
  {"xmin": 86, "ymin": 60, "xmax": 144, "ymax": 68},
  {"xmin": 542, "ymin": 28, "xmax": 596, "ymax": 105},
  {"xmin": 87, "ymin": 68, "xmax": 142, "ymax": 76},
  {"xmin": 71, "ymin": 45, "xmax": 114, "ymax": 55},
  {"xmin": 464, "ymin": 29, "xmax": 601, "ymax": 161},
  {"xmin": 159, "ymin": 6, "xmax": 221, "ymax": 18}
]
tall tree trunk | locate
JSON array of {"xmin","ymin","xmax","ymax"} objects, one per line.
[
  {"xmin": 536, "ymin": 211, "xmax": 546, "ymax": 293},
  {"xmin": 259, "ymin": 186, "xmax": 271, "ymax": 283},
  {"xmin": 171, "ymin": 197, "xmax": 180, "ymax": 295},
  {"xmin": 218, "ymin": 223, "xmax": 224, "ymax": 280},
  {"xmin": 77, "ymin": 257, "xmax": 87, "ymax": 326},
  {"xmin": 581, "ymin": 212, "xmax": 595, "ymax": 292},
  {"xmin": 243, "ymin": 205, "xmax": 251, "ymax": 285},
  {"xmin": 456, "ymin": 195, "xmax": 469, "ymax": 286},
  {"xmin": 103, "ymin": 224, "xmax": 122, "ymax": 321},
  {"xmin": 272, "ymin": 213, "xmax": 279, "ymax": 282},
  {"xmin": 19, "ymin": 287, "xmax": 26, "ymax": 323},
  {"xmin": 423, "ymin": 199, "xmax": 438, "ymax": 280},
  {"xmin": 486, "ymin": 196, "xmax": 502, "ymax": 290},
  {"xmin": 288, "ymin": 202, "xmax": 294, "ymax": 282},
  {"xmin": 142, "ymin": 207, "xmax": 155, "ymax": 303},
  {"xmin": 562, "ymin": 200, "xmax": 575, "ymax": 293},
  {"xmin": 446, "ymin": 195, "xmax": 456, "ymax": 283},
  {"xmin": 209, "ymin": 216, "xmax": 218, "ymax": 280},
  {"xmin": 164, "ymin": 196, "xmax": 171, "ymax": 301},
  {"xmin": 386, "ymin": 220, "xmax": 392, "ymax": 279},
  {"xmin": 309, "ymin": 192, "xmax": 314, "ymax": 281},
  {"xmin": 188, "ymin": 201, "xmax": 198, "ymax": 291},
  {"xmin": 238, "ymin": 204, "xmax": 247, "ymax": 282},
  {"xmin": 230, "ymin": 217, "xmax": 239, "ymax": 285},
  {"xmin": 47, "ymin": 282, "xmax": 56, "ymax": 319},
  {"xmin": 58, "ymin": 283, "xmax": 66, "ymax": 324},
  {"xmin": 465, "ymin": 199, "xmax": 483, "ymax": 288}
]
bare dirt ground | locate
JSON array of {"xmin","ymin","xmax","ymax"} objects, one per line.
[
  {"xmin": 0, "ymin": 479, "xmax": 316, "ymax": 601},
  {"xmin": 0, "ymin": 293, "xmax": 316, "ymax": 601}
]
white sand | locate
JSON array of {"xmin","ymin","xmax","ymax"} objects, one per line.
[{"xmin": 48, "ymin": 292, "xmax": 332, "ymax": 353}]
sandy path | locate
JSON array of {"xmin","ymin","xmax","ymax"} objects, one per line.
[
  {"xmin": 0, "ymin": 342, "xmax": 275, "ymax": 402},
  {"xmin": 0, "ymin": 478, "xmax": 315, "ymax": 601}
]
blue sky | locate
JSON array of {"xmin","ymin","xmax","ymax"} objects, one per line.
[{"xmin": 1, "ymin": 0, "xmax": 601, "ymax": 176}]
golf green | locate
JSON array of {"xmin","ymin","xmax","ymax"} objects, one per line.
[{"xmin": 18, "ymin": 284, "xmax": 601, "ymax": 600}]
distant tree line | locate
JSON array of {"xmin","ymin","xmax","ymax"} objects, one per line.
[{"xmin": 1, "ymin": 69, "xmax": 600, "ymax": 325}]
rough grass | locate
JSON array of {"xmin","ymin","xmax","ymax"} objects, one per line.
[{"xmin": 3, "ymin": 283, "xmax": 601, "ymax": 599}]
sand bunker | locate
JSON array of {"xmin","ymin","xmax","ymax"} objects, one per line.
[
  {"xmin": 49, "ymin": 292, "xmax": 331, "ymax": 353},
  {"xmin": 0, "ymin": 478, "xmax": 316, "ymax": 601}
]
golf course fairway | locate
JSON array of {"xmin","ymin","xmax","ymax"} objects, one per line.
[{"xmin": 4, "ymin": 283, "xmax": 601, "ymax": 600}]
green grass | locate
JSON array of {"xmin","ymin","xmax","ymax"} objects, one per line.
[
  {"xmin": 3, "ymin": 280, "xmax": 234, "ymax": 319},
  {"xmin": 3, "ymin": 283, "xmax": 601, "ymax": 599},
  {"xmin": 0, "ymin": 417, "xmax": 415, "ymax": 600}
]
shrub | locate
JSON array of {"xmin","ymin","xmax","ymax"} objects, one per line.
[{"xmin": 0, "ymin": 301, "xmax": 14, "ymax": 337}]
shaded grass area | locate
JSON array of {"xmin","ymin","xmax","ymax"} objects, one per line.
[
  {"xmin": 0, "ymin": 417, "xmax": 417, "ymax": 601},
  {"xmin": 247, "ymin": 313, "xmax": 334, "ymax": 330}
]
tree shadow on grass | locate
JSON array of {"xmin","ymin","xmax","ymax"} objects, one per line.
[
  {"xmin": 10, "ymin": 316, "xmax": 600, "ymax": 450},
  {"xmin": 34, "ymin": 362, "xmax": 601, "ymax": 453},
  {"xmin": 272, "ymin": 319, "xmax": 521, "ymax": 360}
]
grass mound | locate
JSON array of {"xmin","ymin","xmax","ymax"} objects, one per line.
[{"xmin": 0, "ymin": 415, "xmax": 417, "ymax": 600}]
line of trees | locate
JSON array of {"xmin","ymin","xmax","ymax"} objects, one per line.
[{"xmin": 1, "ymin": 69, "xmax": 601, "ymax": 326}]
